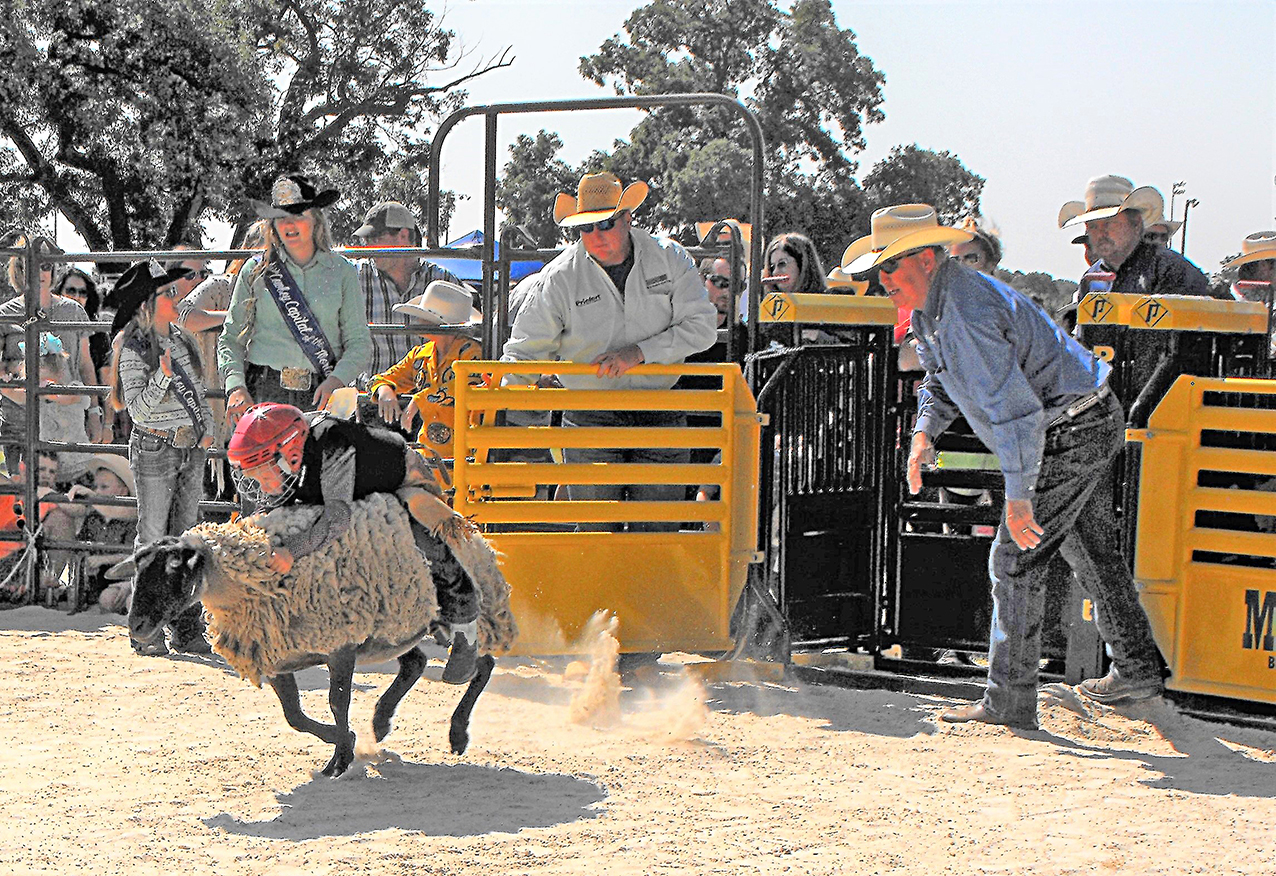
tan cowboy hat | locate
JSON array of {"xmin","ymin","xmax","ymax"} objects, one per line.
[
  {"xmin": 1223, "ymin": 231, "xmax": 1276, "ymax": 270},
  {"xmin": 845, "ymin": 204, "xmax": 972, "ymax": 274},
  {"xmin": 391, "ymin": 280, "xmax": 481, "ymax": 326},
  {"xmin": 826, "ymin": 234, "xmax": 873, "ymax": 292},
  {"xmin": 696, "ymin": 218, "xmax": 752, "ymax": 251},
  {"xmin": 553, "ymin": 172, "xmax": 649, "ymax": 228},
  {"xmin": 1144, "ymin": 213, "xmax": 1183, "ymax": 236},
  {"xmin": 1058, "ymin": 175, "xmax": 1163, "ymax": 229}
]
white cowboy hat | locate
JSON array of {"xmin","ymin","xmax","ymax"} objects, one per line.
[
  {"xmin": 827, "ymin": 234, "xmax": 874, "ymax": 292},
  {"xmin": 845, "ymin": 204, "xmax": 972, "ymax": 274},
  {"xmin": 1222, "ymin": 231, "xmax": 1276, "ymax": 270},
  {"xmin": 85, "ymin": 453, "xmax": 136, "ymax": 496},
  {"xmin": 1058, "ymin": 175, "xmax": 1164, "ymax": 229},
  {"xmin": 553, "ymin": 172, "xmax": 649, "ymax": 228},
  {"xmin": 391, "ymin": 280, "xmax": 481, "ymax": 326}
]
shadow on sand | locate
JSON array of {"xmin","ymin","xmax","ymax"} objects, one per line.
[{"xmin": 204, "ymin": 758, "xmax": 605, "ymax": 840}]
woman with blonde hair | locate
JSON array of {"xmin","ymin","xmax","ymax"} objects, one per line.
[
  {"xmin": 106, "ymin": 260, "xmax": 214, "ymax": 653},
  {"xmin": 217, "ymin": 175, "xmax": 370, "ymax": 423}
]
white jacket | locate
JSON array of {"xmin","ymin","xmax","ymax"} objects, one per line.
[{"xmin": 501, "ymin": 228, "xmax": 717, "ymax": 390}]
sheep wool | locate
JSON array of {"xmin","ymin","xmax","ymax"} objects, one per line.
[{"xmin": 190, "ymin": 492, "xmax": 514, "ymax": 686}]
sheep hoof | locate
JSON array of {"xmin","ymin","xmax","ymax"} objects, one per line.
[
  {"xmin": 449, "ymin": 723, "xmax": 470, "ymax": 756},
  {"xmin": 322, "ymin": 732, "xmax": 357, "ymax": 777},
  {"xmin": 372, "ymin": 715, "xmax": 392, "ymax": 742}
]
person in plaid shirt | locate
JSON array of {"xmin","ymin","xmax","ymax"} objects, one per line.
[{"xmin": 352, "ymin": 201, "xmax": 476, "ymax": 384}]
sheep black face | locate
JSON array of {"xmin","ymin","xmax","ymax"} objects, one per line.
[{"xmin": 127, "ymin": 537, "xmax": 208, "ymax": 645}]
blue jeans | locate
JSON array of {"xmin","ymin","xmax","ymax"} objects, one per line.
[
  {"xmin": 129, "ymin": 432, "xmax": 207, "ymax": 640},
  {"xmin": 983, "ymin": 393, "xmax": 1162, "ymax": 724},
  {"xmin": 562, "ymin": 410, "xmax": 688, "ymax": 533}
]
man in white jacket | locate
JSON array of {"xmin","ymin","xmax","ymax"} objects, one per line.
[{"xmin": 501, "ymin": 172, "xmax": 717, "ymax": 530}]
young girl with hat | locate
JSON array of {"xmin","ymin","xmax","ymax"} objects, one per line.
[
  {"xmin": 106, "ymin": 260, "xmax": 214, "ymax": 653},
  {"xmin": 218, "ymin": 174, "xmax": 371, "ymax": 423}
]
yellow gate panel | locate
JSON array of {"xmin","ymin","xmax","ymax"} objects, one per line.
[
  {"xmin": 1129, "ymin": 375, "xmax": 1276, "ymax": 705},
  {"xmin": 452, "ymin": 361, "xmax": 762, "ymax": 656}
]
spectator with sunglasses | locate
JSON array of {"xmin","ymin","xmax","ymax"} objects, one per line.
[
  {"xmin": 166, "ymin": 244, "xmax": 231, "ymax": 441},
  {"xmin": 950, "ymin": 216, "xmax": 1003, "ymax": 274},
  {"xmin": 501, "ymin": 171, "xmax": 717, "ymax": 532},
  {"xmin": 0, "ymin": 235, "xmax": 101, "ymax": 441}
]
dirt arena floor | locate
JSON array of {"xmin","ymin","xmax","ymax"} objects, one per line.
[{"xmin": 1, "ymin": 606, "xmax": 1274, "ymax": 876}]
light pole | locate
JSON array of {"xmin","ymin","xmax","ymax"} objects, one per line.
[
  {"xmin": 1170, "ymin": 181, "xmax": 1186, "ymax": 245},
  {"xmin": 1181, "ymin": 198, "xmax": 1199, "ymax": 256}
]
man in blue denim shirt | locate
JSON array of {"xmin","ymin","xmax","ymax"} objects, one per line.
[{"xmin": 850, "ymin": 204, "xmax": 1165, "ymax": 730}]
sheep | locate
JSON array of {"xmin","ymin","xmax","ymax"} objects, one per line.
[{"xmin": 124, "ymin": 489, "xmax": 517, "ymax": 778}]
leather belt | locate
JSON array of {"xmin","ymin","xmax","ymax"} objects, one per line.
[
  {"xmin": 133, "ymin": 423, "xmax": 202, "ymax": 449},
  {"xmin": 1048, "ymin": 383, "xmax": 1112, "ymax": 429}
]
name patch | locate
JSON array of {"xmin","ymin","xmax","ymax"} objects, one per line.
[
  {"xmin": 645, "ymin": 274, "xmax": 669, "ymax": 289},
  {"xmin": 575, "ymin": 294, "xmax": 601, "ymax": 307}
]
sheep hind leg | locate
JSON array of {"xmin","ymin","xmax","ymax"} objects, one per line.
[
  {"xmin": 448, "ymin": 654, "xmax": 495, "ymax": 755},
  {"xmin": 372, "ymin": 646, "xmax": 427, "ymax": 742}
]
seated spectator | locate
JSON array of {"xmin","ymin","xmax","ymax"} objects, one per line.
[
  {"xmin": 367, "ymin": 280, "xmax": 482, "ymax": 465},
  {"xmin": 72, "ymin": 454, "xmax": 138, "ymax": 612}
]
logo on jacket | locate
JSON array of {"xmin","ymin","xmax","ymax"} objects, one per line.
[
  {"xmin": 645, "ymin": 274, "xmax": 669, "ymax": 289},
  {"xmin": 575, "ymin": 294, "xmax": 601, "ymax": 307}
]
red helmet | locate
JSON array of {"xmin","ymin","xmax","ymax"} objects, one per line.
[{"xmin": 226, "ymin": 403, "xmax": 309, "ymax": 473}]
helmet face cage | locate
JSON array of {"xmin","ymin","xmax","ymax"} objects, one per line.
[{"xmin": 226, "ymin": 403, "xmax": 309, "ymax": 509}]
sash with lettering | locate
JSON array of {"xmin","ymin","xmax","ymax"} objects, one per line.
[
  {"xmin": 262, "ymin": 253, "xmax": 337, "ymax": 378},
  {"xmin": 125, "ymin": 334, "xmax": 206, "ymax": 434}
]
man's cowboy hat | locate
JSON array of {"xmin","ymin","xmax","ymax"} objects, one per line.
[
  {"xmin": 104, "ymin": 259, "xmax": 192, "ymax": 336},
  {"xmin": 251, "ymin": 174, "xmax": 340, "ymax": 220},
  {"xmin": 845, "ymin": 204, "xmax": 972, "ymax": 274},
  {"xmin": 1223, "ymin": 231, "xmax": 1276, "ymax": 270},
  {"xmin": 825, "ymin": 234, "xmax": 874, "ymax": 293},
  {"xmin": 1144, "ymin": 213, "xmax": 1183, "ymax": 236},
  {"xmin": 553, "ymin": 172, "xmax": 648, "ymax": 228},
  {"xmin": 1058, "ymin": 176, "xmax": 1163, "ymax": 229},
  {"xmin": 391, "ymin": 280, "xmax": 481, "ymax": 326}
]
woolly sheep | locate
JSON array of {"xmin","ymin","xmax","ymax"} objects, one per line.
[{"xmin": 125, "ymin": 490, "xmax": 517, "ymax": 778}]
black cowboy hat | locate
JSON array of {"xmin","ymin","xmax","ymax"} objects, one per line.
[
  {"xmin": 105, "ymin": 259, "xmax": 192, "ymax": 336},
  {"xmin": 251, "ymin": 174, "xmax": 341, "ymax": 220}
]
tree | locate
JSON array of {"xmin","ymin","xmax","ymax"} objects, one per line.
[
  {"xmin": 495, "ymin": 131, "xmax": 579, "ymax": 247},
  {"xmin": 574, "ymin": 0, "xmax": 887, "ymax": 258},
  {"xmin": 862, "ymin": 145, "xmax": 985, "ymax": 224},
  {"xmin": 994, "ymin": 269, "xmax": 1077, "ymax": 318},
  {"xmin": 0, "ymin": 0, "xmax": 510, "ymax": 250}
]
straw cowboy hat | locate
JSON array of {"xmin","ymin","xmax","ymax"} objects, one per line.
[
  {"xmin": 1144, "ymin": 212, "xmax": 1182, "ymax": 236},
  {"xmin": 1223, "ymin": 231, "xmax": 1276, "ymax": 271},
  {"xmin": 553, "ymin": 172, "xmax": 649, "ymax": 228},
  {"xmin": 85, "ymin": 453, "xmax": 136, "ymax": 496},
  {"xmin": 1058, "ymin": 175, "xmax": 1163, "ymax": 229},
  {"xmin": 104, "ymin": 259, "xmax": 193, "ymax": 336},
  {"xmin": 251, "ymin": 174, "xmax": 340, "ymax": 220},
  {"xmin": 391, "ymin": 280, "xmax": 481, "ymax": 326},
  {"xmin": 845, "ymin": 204, "xmax": 972, "ymax": 275},
  {"xmin": 824, "ymin": 235, "xmax": 874, "ymax": 293}
]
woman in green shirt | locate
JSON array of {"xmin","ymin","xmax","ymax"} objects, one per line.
[{"xmin": 218, "ymin": 175, "xmax": 371, "ymax": 424}]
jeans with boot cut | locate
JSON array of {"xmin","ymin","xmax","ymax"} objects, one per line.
[
  {"xmin": 130, "ymin": 432, "xmax": 208, "ymax": 646},
  {"xmin": 983, "ymin": 392, "xmax": 1162, "ymax": 725}
]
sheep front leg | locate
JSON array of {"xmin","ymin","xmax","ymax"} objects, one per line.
[
  {"xmin": 321, "ymin": 645, "xmax": 359, "ymax": 777},
  {"xmin": 268, "ymin": 672, "xmax": 347, "ymax": 747}
]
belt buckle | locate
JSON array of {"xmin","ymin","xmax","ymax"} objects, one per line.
[
  {"xmin": 280, "ymin": 367, "xmax": 312, "ymax": 391},
  {"xmin": 171, "ymin": 425, "xmax": 198, "ymax": 449}
]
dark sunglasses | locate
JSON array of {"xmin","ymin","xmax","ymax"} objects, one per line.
[
  {"xmin": 575, "ymin": 215, "xmax": 620, "ymax": 235},
  {"xmin": 878, "ymin": 250, "xmax": 924, "ymax": 275},
  {"xmin": 707, "ymin": 274, "xmax": 732, "ymax": 289},
  {"xmin": 187, "ymin": 267, "xmax": 211, "ymax": 281},
  {"xmin": 958, "ymin": 252, "xmax": 983, "ymax": 266},
  {"xmin": 38, "ymin": 262, "xmax": 54, "ymax": 273}
]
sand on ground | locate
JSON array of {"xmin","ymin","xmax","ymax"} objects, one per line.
[{"xmin": 1, "ymin": 605, "xmax": 1274, "ymax": 876}]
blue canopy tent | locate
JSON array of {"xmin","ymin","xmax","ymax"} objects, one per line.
[{"xmin": 432, "ymin": 230, "xmax": 543, "ymax": 282}]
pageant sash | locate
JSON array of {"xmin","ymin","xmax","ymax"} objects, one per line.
[
  {"xmin": 126, "ymin": 335, "xmax": 206, "ymax": 434},
  {"xmin": 262, "ymin": 254, "xmax": 337, "ymax": 378}
]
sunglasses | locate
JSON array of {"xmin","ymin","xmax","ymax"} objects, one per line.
[
  {"xmin": 707, "ymin": 274, "xmax": 732, "ymax": 289},
  {"xmin": 958, "ymin": 252, "xmax": 983, "ymax": 266},
  {"xmin": 878, "ymin": 251, "xmax": 919, "ymax": 275},
  {"xmin": 38, "ymin": 262, "xmax": 54, "ymax": 274},
  {"xmin": 575, "ymin": 215, "xmax": 620, "ymax": 235},
  {"xmin": 188, "ymin": 268, "xmax": 211, "ymax": 281}
]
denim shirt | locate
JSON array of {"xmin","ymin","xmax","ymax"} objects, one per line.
[{"xmin": 913, "ymin": 259, "xmax": 1110, "ymax": 501}]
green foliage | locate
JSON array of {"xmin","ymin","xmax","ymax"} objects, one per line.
[
  {"xmin": 863, "ymin": 145, "xmax": 984, "ymax": 224},
  {"xmin": 495, "ymin": 132, "xmax": 579, "ymax": 247},
  {"xmin": 500, "ymin": 0, "xmax": 983, "ymax": 267},
  {"xmin": 0, "ymin": 0, "xmax": 509, "ymax": 249},
  {"xmin": 993, "ymin": 269, "xmax": 1077, "ymax": 318}
]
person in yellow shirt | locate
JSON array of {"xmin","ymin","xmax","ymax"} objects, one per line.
[{"xmin": 367, "ymin": 280, "xmax": 481, "ymax": 458}]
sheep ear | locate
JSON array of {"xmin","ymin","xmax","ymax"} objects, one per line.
[{"xmin": 105, "ymin": 558, "xmax": 135, "ymax": 581}]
